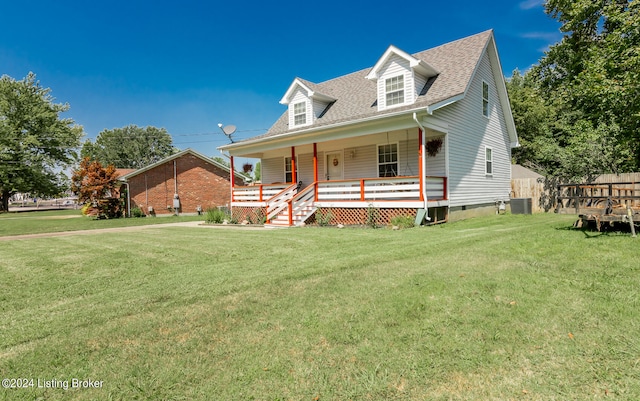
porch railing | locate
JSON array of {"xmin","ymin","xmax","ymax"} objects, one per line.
[
  {"xmin": 232, "ymin": 183, "xmax": 289, "ymax": 203},
  {"xmin": 316, "ymin": 176, "xmax": 447, "ymax": 202},
  {"xmin": 231, "ymin": 176, "xmax": 447, "ymax": 206},
  {"xmin": 289, "ymin": 183, "xmax": 317, "ymax": 225},
  {"xmin": 266, "ymin": 184, "xmax": 299, "ymax": 222}
]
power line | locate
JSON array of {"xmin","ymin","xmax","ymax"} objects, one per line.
[{"xmin": 0, "ymin": 127, "xmax": 269, "ymax": 153}]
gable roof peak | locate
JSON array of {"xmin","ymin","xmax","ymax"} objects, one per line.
[
  {"xmin": 365, "ymin": 44, "xmax": 439, "ymax": 80},
  {"xmin": 118, "ymin": 148, "xmax": 239, "ymax": 180},
  {"xmin": 280, "ymin": 77, "xmax": 336, "ymax": 105}
]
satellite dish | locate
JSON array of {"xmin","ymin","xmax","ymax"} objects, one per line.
[
  {"xmin": 222, "ymin": 125, "xmax": 236, "ymax": 136},
  {"xmin": 218, "ymin": 123, "xmax": 237, "ymax": 143}
]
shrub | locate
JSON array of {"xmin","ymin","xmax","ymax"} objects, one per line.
[
  {"xmin": 205, "ymin": 207, "xmax": 229, "ymax": 224},
  {"xmin": 81, "ymin": 199, "xmax": 122, "ymax": 219},
  {"xmin": 366, "ymin": 204, "xmax": 380, "ymax": 228},
  {"xmin": 80, "ymin": 202, "xmax": 91, "ymax": 216},
  {"xmin": 315, "ymin": 208, "xmax": 333, "ymax": 226},
  {"xmin": 390, "ymin": 215, "xmax": 415, "ymax": 229},
  {"xmin": 131, "ymin": 207, "xmax": 146, "ymax": 218}
]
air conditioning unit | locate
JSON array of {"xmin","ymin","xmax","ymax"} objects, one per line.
[{"xmin": 511, "ymin": 198, "xmax": 532, "ymax": 214}]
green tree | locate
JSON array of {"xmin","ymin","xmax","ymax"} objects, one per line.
[
  {"xmin": 534, "ymin": 0, "xmax": 640, "ymax": 171},
  {"xmin": 212, "ymin": 156, "xmax": 230, "ymax": 168},
  {"xmin": 81, "ymin": 125, "xmax": 177, "ymax": 169},
  {"xmin": 508, "ymin": 69, "xmax": 633, "ymax": 181},
  {"xmin": 0, "ymin": 73, "xmax": 82, "ymax": 211},
  {"xmin": 253, "ymin": 161, "xmax": 261, "ymax": 182},
  {"xmin": 507, "ymin": 70, "xmax": 559, "ymax": 172}
]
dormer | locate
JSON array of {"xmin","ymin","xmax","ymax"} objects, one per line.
[
  {"xmin": 280, "ymin": 78, "xmax": 336, "ymax": 129},
  {"xmin": 366, "ymin": 45, "xmax": 439, "ymax": 111}
]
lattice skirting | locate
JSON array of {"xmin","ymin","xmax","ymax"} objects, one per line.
[
  {"xmin": 231, "ymin": 205, "xmax": 447, "ymax": 226},
  {"xmin": 308, "ymin": 207, "xmax": 418, "ymax": 227},
  {"xmin": 231, "ymin": 206, "xmax": 266, "ymax": 224}
]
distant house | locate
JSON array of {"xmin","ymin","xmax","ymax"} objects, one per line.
[
  {"xmin": 119, "ymin": 149, "xmax": 244, "ymax": 216},
  {"xmin": 219, "ymin": 30, "xmax": 518, "ymax": 226}
]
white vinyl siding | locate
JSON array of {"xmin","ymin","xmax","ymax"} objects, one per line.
[
  {"xmin": 432, "ymin": 51, "xmax": 511, "ymax": 207},
  {"xmin": 343, "ymin": 145, "xmax": 376, "ymax": 179},
  {"xmin": 262, "ymin": 157, "xmax": 285, "ymax": 184},
  {"xmin": 313, "ymin": 100, "xmax": 328, "ymax": 120},
  {"xmin": 425, "ymin": 136, "xmax": 446, "ymax": 177},
  {"xmin": 297, "ymin": 153, "xmax": 315, "ymax": 186},
  {"xmin": 376, "ymin": 55, "xmax": 413, "ymax": 110},
  {"xmin": 414, "ymin": 73, "xmax": 427, "ymax": 100},
  {"xmin": 399, "ymin": 138, "xmax": 418, "ymax": 176},
  {"xmin": 288, "ymin": 89, "xmax": 311, "ymax": 128}
]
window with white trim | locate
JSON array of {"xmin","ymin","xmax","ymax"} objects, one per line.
[
  {"xmin": 482, "ymin": 81, "xmax": 489, "ymax": 117},
  {"xmin": 285, "ymin": 156, "xmax": 298, "ymax": 183},
  {"xmin": 293, "ymin": 102, "xmax": 306, "ymax": 125},
  {"xmin": 385, "ymin": 75, "xmax": 404, "ymax": 106},
  {"xmin": 485, "ymin": 147, "xmax": 493, "ymax": 175},
  {"xmin": 378, "ymin": 144, "xmax": 398, "ymax": 177}
]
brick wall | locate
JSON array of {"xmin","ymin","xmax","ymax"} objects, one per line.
[{"xmin": 126, "ymin": 153, "xmax": 243, "ymax": 215}]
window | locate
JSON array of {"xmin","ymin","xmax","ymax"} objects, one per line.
[
  {"xmin": 293, "ymin": 102, "xmax": 306, "ymax": 125},
  {"xmin": 385, "ymin": 75, "xmax": 404, "ymax": 106},
  {"xmin": 482, "ymin": 81, "xmax": 489, "ymax": 117},
  {"xmin": 285, "ymin": 157, "xmax": 298, "ymax": 183},
  {"xmin": 378, "ymin": 144, "xmax": 398, "ymax": 177},
  {"xmin": 485, "ymin": 147, "xmax": 493, "ymax": 175}
]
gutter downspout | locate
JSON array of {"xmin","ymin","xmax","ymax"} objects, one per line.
[
  {"xmin": 124, "ymin": 182, "xmax": 131, "ymax": 218},
  {"xmin": 145, "ymin": 174, "xmax": 148, "ymax": 208},
  {"xmin": 413, "ymin": 112, "xmax": 431, "ymax": 221},
  {"xmin": 174, "ymin": 160, "xmax": 178, "ymax": 194}
]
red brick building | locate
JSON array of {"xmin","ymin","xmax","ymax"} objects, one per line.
[{"xmin": 119, "ymin": 149, "xmax": 244, "ymax": 216}]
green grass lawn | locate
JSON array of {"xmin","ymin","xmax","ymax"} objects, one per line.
[
  {"xmin": 0, "ymin": 214, "xmax": 638, "ymax": 400},
  {"xmin": 0, "ymin": 209, "xmax": 204, "ymax": 237}
]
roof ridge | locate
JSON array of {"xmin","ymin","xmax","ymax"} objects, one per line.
[
  {"xmin": 305, "ymin": 30, "xmax": 493, "ymax": 89},
  {"xmin": 221, "ymin": 30, "xmax": 500, "ymax": 148},
  {"xmin": 411, "ymin": 29, "xmax": 492, "ymax": 57}
]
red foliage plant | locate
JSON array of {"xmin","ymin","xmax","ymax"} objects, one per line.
[{"xmin": 71, "ymin": 157, "xmax": 122, "ymax": 218}]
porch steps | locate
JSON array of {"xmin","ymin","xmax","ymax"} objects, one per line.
[{"xmin": 266, "ymin": 205, "xmax": 317, "ymax": 227}]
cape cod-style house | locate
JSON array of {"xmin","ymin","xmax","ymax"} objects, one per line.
[{"xmin": 219, "ymin": 30, "xmax": 518, "ymax": 227}]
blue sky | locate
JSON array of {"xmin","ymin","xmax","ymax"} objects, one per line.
[{"xmin": 1, "ymin": 0, "xmax": 561, "ymax": 162}]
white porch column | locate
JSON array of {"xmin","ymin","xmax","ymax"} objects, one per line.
[{"xmin": 229, "ymin": 155, "xmax": 235, "ymax": 214}]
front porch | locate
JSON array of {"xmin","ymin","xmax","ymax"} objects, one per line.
[
  {"xmin": 231, "ymin": 175, "xmax": 448, "ymax": 227},
  {"xmin": 225, "ymin": 122, "xmax": 450, "ymax": 226}
]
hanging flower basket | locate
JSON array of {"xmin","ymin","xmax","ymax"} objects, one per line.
[
  {"xmin": 426, "ymin": 138, "xmax": 443, "ymax": 157},
  {"xmin": 242, "ymin": 163, "xmax": 253, "ymax": 173}
]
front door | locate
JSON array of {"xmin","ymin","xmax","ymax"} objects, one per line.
[{"xmin": 326, "ymin": 152, "xmax": 343, "ymax": 181}]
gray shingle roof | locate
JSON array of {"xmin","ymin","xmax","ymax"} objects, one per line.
[{"xmin": 241, "ymin": 30, "xmax": 493, "ymax": 143}]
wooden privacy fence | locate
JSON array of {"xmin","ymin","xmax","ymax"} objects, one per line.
[
  {"xmin": 511, "ymin": 173, "xmax": 640, "ymax": 213},
  {"xmin": 510, "ymin": 178, "xmax": 546, "ymax": 213}
]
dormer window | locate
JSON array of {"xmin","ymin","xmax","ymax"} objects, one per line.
[
  {"xmin": 366, "ymin": 45, "xmax": 438, "ymax": 112},
  {"xmin": 385, "ymin": 75, "xmax": 405, "ymax": 106},
  {"xmin": 293, "ymin": 102, "xmax": 307, "ymax": 125},
  {"xmin": 280, "ymin": 78, "xmax": 336, "ymax": 130}
]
